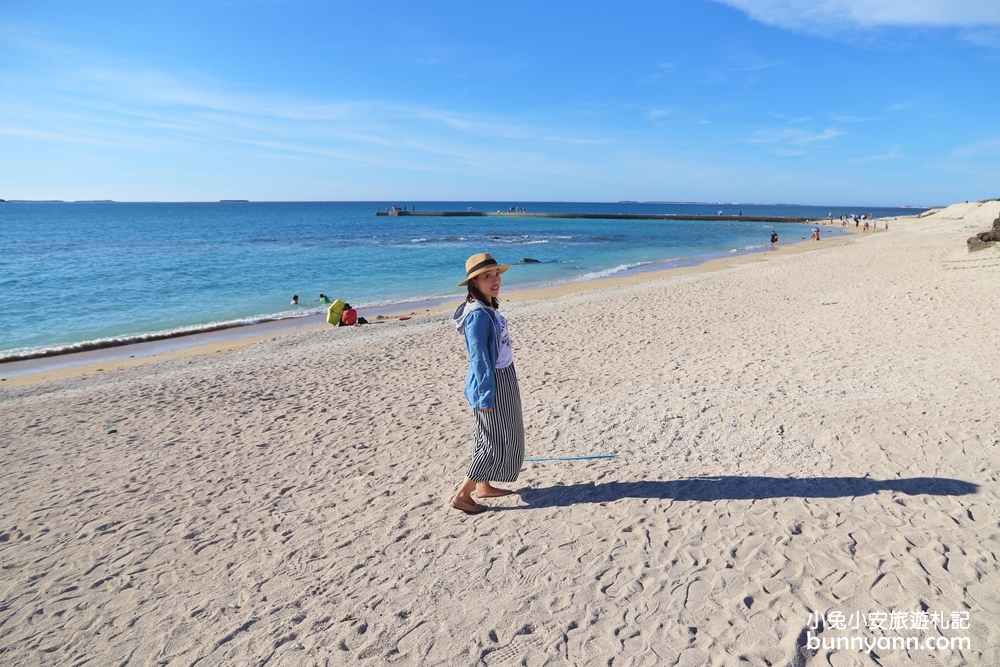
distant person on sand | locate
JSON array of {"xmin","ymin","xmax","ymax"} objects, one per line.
[
  {"xmin": 812, "ymin": 228, "xmax": 821, "ymax": 241},
  {"xmin": 340, "ymin": 303, "xmax": 362, "ymax": 326},
  {"xmin": 290, "ymin": 295, "xmax": 299, "ymax": 305},
  {"xmin": 450, "ymin": 252, "xmax": 525, "ymax": 514},
  {"xmin": 770, "ymin": 231, "xmax": 779, "ymax": 248}
]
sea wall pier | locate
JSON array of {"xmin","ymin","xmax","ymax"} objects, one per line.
[{"xmin": 375, "ymin": 208, "xmax": 817, "ymax": 223}]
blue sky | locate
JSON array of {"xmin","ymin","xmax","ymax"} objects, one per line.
[{"xmin": 1, "ymin": 1, "xmax": 998, "ymax": 205}]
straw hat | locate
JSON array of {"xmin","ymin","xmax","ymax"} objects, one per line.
[{"xmin": 458, "ymin": 252, "xmax": 510, "ymax": 286}]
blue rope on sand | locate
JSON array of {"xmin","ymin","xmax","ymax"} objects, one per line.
[{"xmin": 523, "ymin": 454, "xmax": 616, "ymax": 462}]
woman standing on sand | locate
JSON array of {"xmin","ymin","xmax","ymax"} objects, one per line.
[{"xmin": 450, "ymin": 253, "xmax": 525, "ymax": 514}]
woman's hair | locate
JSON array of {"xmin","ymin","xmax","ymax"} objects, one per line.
[{"xmin": 466, "ymin": 282, "xmax": 499, "ymax": 309}]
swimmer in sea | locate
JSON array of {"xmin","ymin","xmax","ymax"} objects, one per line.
[{"xmin": 291, "ymin": 294, "xmax": 299, "ymax": 305}]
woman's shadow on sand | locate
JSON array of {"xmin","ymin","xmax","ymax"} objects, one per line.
[{"xmin": 514, "ymin": 476, "xmax": 978, "ymax": 508}]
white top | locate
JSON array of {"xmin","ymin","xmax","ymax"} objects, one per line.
[{"xmin": 495, "ymin": 310, "xmax": 513, "ymax": 369}]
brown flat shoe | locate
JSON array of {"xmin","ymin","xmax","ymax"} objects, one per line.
[{"xmin": 451, "ymin": 496, "xmax": 487, "ymax": 514}]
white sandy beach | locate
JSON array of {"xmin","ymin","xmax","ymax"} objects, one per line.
[{"xmin": 1, "ymin": 202, "xmax": 999, "ymax": 666}]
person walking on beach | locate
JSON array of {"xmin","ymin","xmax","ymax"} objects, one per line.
[
  {"xmin": 770, "ymin": 231, "xmax": 779, "ymax": 248},
  {"xmin": 450, "ymin": 252, "xmax": 525, "ymax": 514}
]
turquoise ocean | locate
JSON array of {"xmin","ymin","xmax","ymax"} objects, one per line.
[{"xmin": 0, "ymin": 201, "xmax": 921, "ymax": 360}]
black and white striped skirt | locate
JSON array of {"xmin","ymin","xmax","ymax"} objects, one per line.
[{"xmin": 467, "ymin": 363, "xmax": 525, "ymax": 483}]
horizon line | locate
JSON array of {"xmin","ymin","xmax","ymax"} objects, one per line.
[{"xmin": 0, "ymin": 199, "xmax": 940, "ymax": 208}]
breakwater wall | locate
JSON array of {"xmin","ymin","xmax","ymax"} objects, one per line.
[{"xmin": 376, "ymin": 210, "xmax": 818, "ymax": 223}]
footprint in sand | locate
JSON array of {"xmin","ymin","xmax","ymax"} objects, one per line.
[
  {"xmin": 733, "ymin": 534, "xmax": 766, "ymax": 562},
  {"xmin": 869, "ymin": 572, "xmax": 906, "ymax": 607},
  {"xmin": 481, "ymin": 624, "xmax": 544, "ymax": 666},
  {"xmin": 603, "ymin": 569, "xmax": 645, "ymax": 599},
  {"xmin": 685, "ymin": 578, "xmax": 714, "ymax": 608},
  {"xmin": 830, "ymin": 572, "xmax": 861, "ymax": 600},
  {"xmin": 736, "ymin": 612, "xmax": 780, "ymax": 649}
]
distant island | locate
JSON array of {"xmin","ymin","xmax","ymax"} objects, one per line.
[{"xmin": 219, "ymin": 199, "xmax": 250, "ymax": 203}]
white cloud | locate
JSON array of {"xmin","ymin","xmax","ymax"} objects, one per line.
[
  {"xmin": 743, "ymin": 125, "xmax": 844, "ymax": 157},
  {"xmin": 750, "ymin": 126, "xmax": 844, "ymax": 145},
  {"xmin": 849, "ymin": 147, "xmax": 902, "ymax": 162},
  {"xmin": 713, "ymin": 0, "xmax": 1000, "ymax": 30},
  {"xmin": 640, "ymin": 62, "xmax": 678, "ymax": 84},
  {"xmin": 1, "ymin": 44, "xmax": 615, "ymax": 188},
  {"xmin": 950, "ymin": 136, "xmax": 1000, "ymax": 158},
  {"xmin": 961, "ymin": 27, "xmax": 1000, "ymax": 48}
]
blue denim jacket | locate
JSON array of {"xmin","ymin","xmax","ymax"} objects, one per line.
[{"xmin": 453, "ymin": 301, "xmax": 500, "ymax": 409}]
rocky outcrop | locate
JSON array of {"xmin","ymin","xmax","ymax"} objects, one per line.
[{"xmin": 967, "ymin": 217, "xmax": 1000, "ymax": 252}]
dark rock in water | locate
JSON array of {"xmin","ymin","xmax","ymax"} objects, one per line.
[{"xmin": 519, "ymin": 258, "xmax": 541, "ymax": 264}]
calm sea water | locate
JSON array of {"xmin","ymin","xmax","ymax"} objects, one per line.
[{"xmin": 0, "ymin": 201, "xmax": 919, "ymax": 358}]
